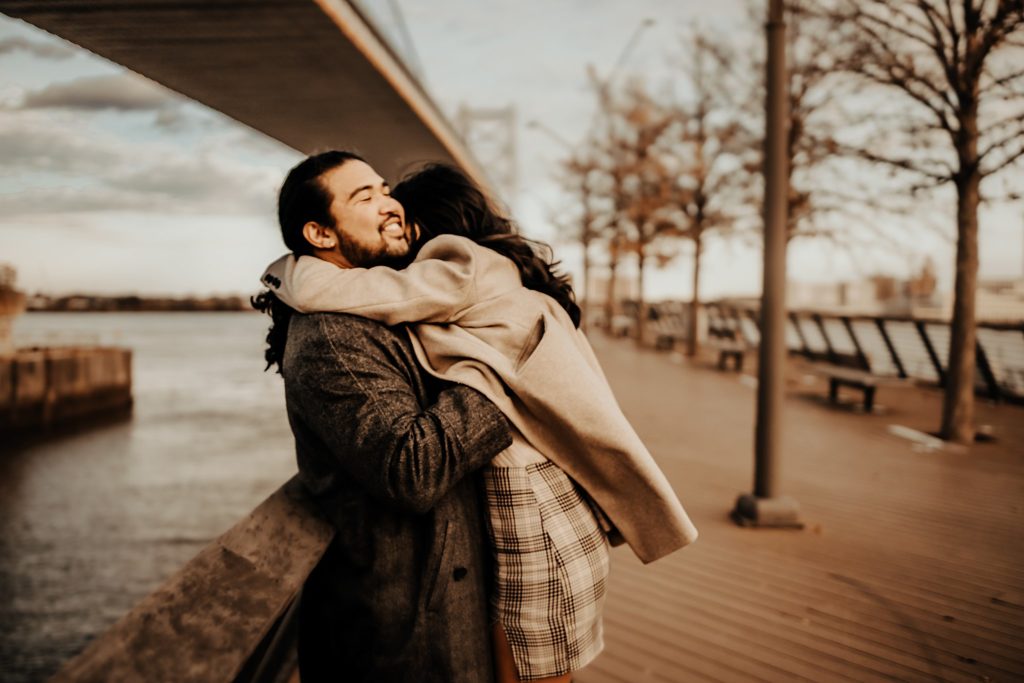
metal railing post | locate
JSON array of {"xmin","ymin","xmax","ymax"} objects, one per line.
[
  {"xmin": 916, "ymin": 321, "xmax": 947, "ymax": 386},
  {"xmin": 875, "ymin": 319, "xmax": 907, "ymax": 379}
]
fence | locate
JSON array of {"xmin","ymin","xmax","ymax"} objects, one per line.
[{"xmin": 703, "ymin": 302, "xmax": 1024, "ymax": 404}]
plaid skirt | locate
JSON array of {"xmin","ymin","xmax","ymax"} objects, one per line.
[{"xmin": 483, "ymin": 460, "xmax": 610, "ymax": 680}]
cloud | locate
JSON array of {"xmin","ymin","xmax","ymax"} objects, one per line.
[
  {"xmin": 0, "ymin": 158, "xmax": 278, "ymax": 217},
  {"xmin": 105, "ymin": 155, "xmax": 280, "ymax": 211},
  {"xmin": 19, "ymin": 73, "xmax": 181, "ymax": 111},
  {"xmin": 0, "ymin": 115, "xmax": 123, "ymax": 174},
  {"xmin": 0, "ymin": 122, "xmax": 280, "ymax": 217},
  {"xmin": 0, "ymin": 186, "xmax": 156, "ymax": 216},
  {"xmin": 0, "ymin": 36, "xmax": 75, "ymax": 60}
]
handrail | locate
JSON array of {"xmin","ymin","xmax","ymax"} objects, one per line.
[
  {"xmin": 700, "ymin": 302, "xmax": 1024, "ymax": 404},
  {"xmin": 50, "ymin": 476, "xmax": 334, "ymax": 683}
]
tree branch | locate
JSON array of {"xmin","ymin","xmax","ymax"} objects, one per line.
[
  {"xmin": 974, "ymin": 0, "xmax": 1024, "ymax": 67},
  {"xmin": 978, "ymin": 119, "xmax": 1024, "ymax": 162},
  {"xmin": 980, "ymin": 139, "xmax": 1024, "ymax": 175},
  {"xmin": 853, "ymin": 63, "xmax": 957, "ymax": 136},
  {"xmin": 838, "ymin": 143, "xmax": 956, "ymax": 182}
]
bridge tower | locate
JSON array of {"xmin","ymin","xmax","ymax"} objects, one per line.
[{"xmin": 455, "ymin": 104, "xmax": 518, "ymax": 199}]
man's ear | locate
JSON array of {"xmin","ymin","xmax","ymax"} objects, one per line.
[{"xmin": 302, "ymin": 221, "xmax": 337, "ymax": 250}]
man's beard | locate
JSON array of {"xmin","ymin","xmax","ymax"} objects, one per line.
[{"xmin": 337, "ymin": 228, "xmax": 412, "ymax": 268}]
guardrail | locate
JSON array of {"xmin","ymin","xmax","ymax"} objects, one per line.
[
  {"xmin": 704, "ymin": 302, "xmax": 1024, "ymax": 404},
  {"xmin": 49, "ymin": 477, "xmax": 334, "ymax": 683}
]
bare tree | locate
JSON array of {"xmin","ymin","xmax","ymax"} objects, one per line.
[
  {"xmin": 729, "ymin": 0, "xmax": 908, "ymax": 250},
  {"xmin": 817, "ymin": 0, "xmax": 1024, "ymax": 443},
  {"xmin": 605, "ymin": 82, "xmax": 690, "ymax": 336},
  {"xmin": 673, "ymin": 29, "xmax": 749, "ymax": 356},
  {"xmin": 572, "ymin": 80, "xmax": 687, "ymax": 335},
  {"xmin": 556, "ymin": 153, "xmax": 608, "ymax": 330}
]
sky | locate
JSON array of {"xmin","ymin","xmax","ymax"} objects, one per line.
[{"xmin": 0, "ymin": 1, "xmax": 1021, "ymax": 300}]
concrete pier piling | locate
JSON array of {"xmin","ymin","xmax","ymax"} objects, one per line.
[
  {"xmin": 0, "ymin": 264, "xmax": 133, "ymax": 437},
  {"xmin": 0, "ymin": 346, "xmax": 133, "ymax": 435}
]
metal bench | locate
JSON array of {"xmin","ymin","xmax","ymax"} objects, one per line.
[
  {"xmin": 708, "ymin": 337, "xmax": 746, "ymax": 371},
  {"xmin": 649, "ymin": 315, "xmax": 687, "ymax": 350},
  {"xmin": 810, "ymin": 364, "xmax": 906, "ymax": 412},
  {"xmin": 610, "ymin": 314, "xmax": 635, "ymax": 338}
]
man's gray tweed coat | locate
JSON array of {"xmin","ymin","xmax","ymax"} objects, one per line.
[{"xmin": 283, "ymin": 312, "xmax": 512, "ymax": 683}]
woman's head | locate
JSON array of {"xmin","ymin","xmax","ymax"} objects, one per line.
[
  {"xmin": 393, "ymin": 164, "xmax": 581, "ymax": 327},
  {"xmin": 393, "ymin": 163, "xmax": 512, "ymax": 247}
]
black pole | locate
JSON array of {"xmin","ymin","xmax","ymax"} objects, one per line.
[{"xmin": 732, "ymin": 0, "xmax": 802, "ymax": 528}]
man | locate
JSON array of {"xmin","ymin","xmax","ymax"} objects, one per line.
[{"xmin": 257, "ymin": 151, "xmax": 512, "ymax": 682}]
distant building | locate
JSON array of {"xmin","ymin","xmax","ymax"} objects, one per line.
[
  {"xmin": 787, "ymin": 261, "xmax": 1024, "ymax": 322},
  {"xmin": 964, "ymin": 278, "xmax": 1024, "ymax": 323}
]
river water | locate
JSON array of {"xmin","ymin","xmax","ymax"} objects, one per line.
[{"xmin": 1, "ymin": 312, "xmax": 297, "ymax": 682}]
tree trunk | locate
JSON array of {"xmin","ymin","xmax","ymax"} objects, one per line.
[
  {"xmin": 581, "ymin": 236, "xmax": 591, "ymax": 332},
  {"xmin": 686, "ymin": 235, "xmax": 703, "ymax": 357},
  {"xmin": 940, "ymin": 169, "xmax": 980, "ymax": 444},
  {"xmin": 635, "ymin": 244, "xmax": 646, "ymax": 343},
  {"xmin": 940, "ymin": 98, "xmax": 981, "ymax": 444},
  {"xmin": 605, "ymin": 243, "xmax": 619, "ymax": 332}
]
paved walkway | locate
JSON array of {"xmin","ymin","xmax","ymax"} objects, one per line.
[{"xmin": 577, "ymin": 334, "xmax": 1024, "ymax": 683}]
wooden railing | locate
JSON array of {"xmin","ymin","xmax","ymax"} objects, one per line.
[{"xmin": 50, "ymin": 476, "xmax": 334, "ymax": 683}]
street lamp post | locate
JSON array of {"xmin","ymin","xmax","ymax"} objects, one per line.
[{"xmin": 731, "ymin": 0, "xmax": 803, "ymax": 528}]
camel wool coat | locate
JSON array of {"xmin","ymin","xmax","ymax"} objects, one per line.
[{"xmin": 263, "ymin": 235, "xmax": 698, "ymax": 563}]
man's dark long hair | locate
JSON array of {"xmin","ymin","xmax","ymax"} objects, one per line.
[
  {"xmin": 253, "ymin": 150, "xmax": 365, "ymax": 373},
  {"xmin": 394, "ymin": 163, "xmax": 581, "ymax": 328}
]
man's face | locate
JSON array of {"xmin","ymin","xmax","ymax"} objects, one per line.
[{"xmin": 318, "ymin": 160, "xmax": 410, "ymax": 268}]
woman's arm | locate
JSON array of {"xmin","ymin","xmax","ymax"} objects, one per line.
[{"xmin": 261, "ymin": 235, "xmax": 480, "ymax": 325}]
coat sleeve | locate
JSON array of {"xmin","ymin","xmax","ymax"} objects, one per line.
[
  {"xmin": 288, "ymin": 314, "xmax": 512, "ymax": 515},
  {"xmin": 263, "ymin": 236, "xmax": 480, "ymax": 325}
]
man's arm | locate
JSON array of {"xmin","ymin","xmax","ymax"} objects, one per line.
[{"xmin": 287, "ymin": 313, "xmax": 512, "ymax": 514}]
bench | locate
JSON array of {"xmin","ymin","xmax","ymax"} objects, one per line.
[
  {"xmin": 610, "ymin": 315, "xmax": 635, "ymax": 338},
  {"xmin": 649, "ymin": 316, "xmax": 687, "ymax": 350},
  {"xmin": 708, "ymin": 337, "xmax": 746, "ymax": 371},
  {"xmin": 809, "ymin": 364, "xmax": 906, "ymax": 412}
]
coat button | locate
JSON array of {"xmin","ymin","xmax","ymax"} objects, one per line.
[{"xmin": 453, "ymin": 567, "xmax": 468, "ymax": 581}]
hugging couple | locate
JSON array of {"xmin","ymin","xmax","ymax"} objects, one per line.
[{"xmin": 254, "ymin": 151, "xmax": 698, "ymax": 683}]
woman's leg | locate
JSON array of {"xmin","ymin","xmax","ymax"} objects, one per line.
[{"xmin": 492, "ymin": 622, "xmax": 572, "ymax": 683}]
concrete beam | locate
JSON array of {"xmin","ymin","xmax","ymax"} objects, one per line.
[
  {"xmin": 0, "ymin": 0, "xmax": 490, "ymax": 186},
  {"xmin": 48, "ymin": 477, "xmax": 335, "ymax": 683}
]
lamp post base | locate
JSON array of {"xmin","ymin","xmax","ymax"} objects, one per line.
[{"xmin": 731, "ymin": 493, "xmax": 804, "ymax": 529}]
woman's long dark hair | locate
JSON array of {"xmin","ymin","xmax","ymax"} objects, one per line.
[
  {"xmin": 394, "ymin": 163, "xmax": 581, "ymax": 328},
  {"xmin": 251, "ymin": 289, "xmax": 292, "ymax": 374}
]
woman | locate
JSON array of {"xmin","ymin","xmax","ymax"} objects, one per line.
[{"xmin": 261, "ymin": 164, "xmax": 697, "ymax": 682}]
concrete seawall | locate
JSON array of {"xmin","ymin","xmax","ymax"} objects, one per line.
[{"xmin": 0, "ymin": 347, "xmax": 132, "ymax": 434}]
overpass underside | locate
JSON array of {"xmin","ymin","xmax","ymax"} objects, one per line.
[{"xmin": 0, "ymin": 0, "xmax": 485, "ymax": 184}]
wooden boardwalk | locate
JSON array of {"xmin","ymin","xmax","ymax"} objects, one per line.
[{"xmin": 578, "ymin": 335, "xmax": 1024, "ymax": 683}]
